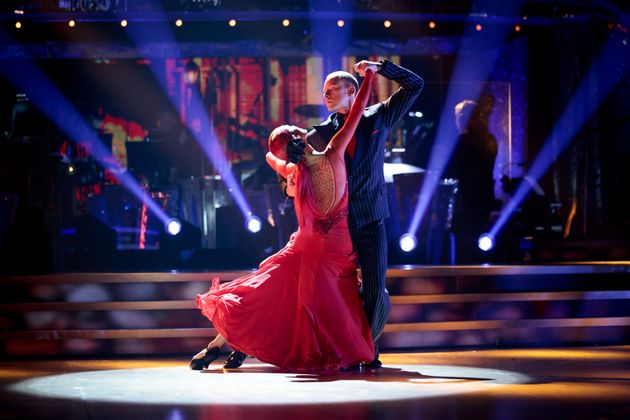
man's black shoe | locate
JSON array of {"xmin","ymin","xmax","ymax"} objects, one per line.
[
  {"xmin": 223, "ymin": 350, "xmax": 247, "ymax": 369},
  {"xmin": 363, "ymin": 345, "xmax": 382, "ymax": 369},
  {"xmin": 363, "ymin": 357, "xmax": 382, "ymax": 369}
]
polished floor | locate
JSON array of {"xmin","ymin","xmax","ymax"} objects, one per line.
[{"xmin": 1, "ymin": 346, "xmax": 629, "ymax": 419}]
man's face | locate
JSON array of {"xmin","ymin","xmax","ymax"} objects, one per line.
[{"xmin": 322, "ymin": 79, "xmax": 354, "ymax": 114}]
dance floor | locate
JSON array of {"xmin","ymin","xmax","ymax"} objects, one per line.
[{"xmin": 1, "ymin": 346, "xmax": 629, "ymax": 419}]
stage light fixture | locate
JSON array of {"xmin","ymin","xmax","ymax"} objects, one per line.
[
  {"xmin": 429, "ymin": 21, "xmax": 436, "ymax": 29},
  {"xmin": 246, "ymin": 215, "xmax": 262, "ymax": 233},
  {"xmin": 399, "ymin": 233, "xmax": 418, "ymax": 252},
  {"xmin": 282, "ymin": 19, "xmax": 290, "ymax": 27},
  {"xmin": 228, "ymin": 19, "xmax": 237, "ymax": 27},
  {"xmin": 475, "ymin": 24, "xmax": 482, "ymax": 31},
  {"xmin": 175, "ymin": 19, "xmax": 183, "ymax": 27},
  {"xmin": 15, "ymin": 21, "xmax": 21, "ymax": 29},
  {"xmin": 68, "ymin": 19, "xmax": 76, "ymax": 28},
  {"xmin": 384, "ymin": 20, "xmax": 392, "ymax": 28},
  {"xmin": 120, "ymin": 19, "xmax": 128, "ymax": 27},
  {"xmin": 478, "ymin": 233, "xmax": 495, "ymax": 252},
  {"xmin": 165, "ymin": 218, "xmax": 182, "ymax": 236},
  {"xmin": 515, "ymin": 25, "xmax": 521, "ymax": 32},
  {"xmin": 337, "ymin": 20, "xmax": 345, "ymax": 28}
]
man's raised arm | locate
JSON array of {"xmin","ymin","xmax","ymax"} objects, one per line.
[{"xmin": 372, "ymin": 59, "xmax": 425, "ymax": 129}]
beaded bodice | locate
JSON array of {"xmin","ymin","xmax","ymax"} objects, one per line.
[{"xmin": 306, "ymin": 157, "xmax": 336, "ymax": 215}]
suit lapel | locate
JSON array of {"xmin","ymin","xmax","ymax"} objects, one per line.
[
  {"xmin": 350, "ymin": 119, "xmax": 367, "ymax": 172},
  {"xmin": 314, "ymin": 113, "xmax": 365, "ymax": 174},
  {"xmin": 313, "ymin": 114, "xmax": 336, "ymax": 144}
]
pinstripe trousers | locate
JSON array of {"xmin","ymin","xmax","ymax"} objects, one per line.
[{"xmin": 349, "ymin": 219, "xmax": 391, "ymax": 342}]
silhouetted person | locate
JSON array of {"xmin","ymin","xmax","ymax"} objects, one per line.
[{"xmin": 444, "ymin": 99, "xmax": 498, "ymax": 264}]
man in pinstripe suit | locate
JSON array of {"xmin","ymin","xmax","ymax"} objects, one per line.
[
  {"xmin": 302, "ymin": 59, "xmax": 425, "ymax": 368},
  {"xmin": 222, "ymin": 59, "xmax": 424, "ymax": 370}
]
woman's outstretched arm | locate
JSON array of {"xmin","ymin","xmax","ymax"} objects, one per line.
[{"xmin": 328, "ymin": 68, "xmax": 374, "ymax": 155}]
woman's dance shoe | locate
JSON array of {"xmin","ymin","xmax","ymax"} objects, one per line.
[
  {"xmin": 223, "ymin": 350, "xmax": 247, "ymax": 369},
  {"xmin": 189, "ymin": 346, "xmax": 221, "ymax": 370}
]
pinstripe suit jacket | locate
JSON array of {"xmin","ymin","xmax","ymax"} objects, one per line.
[{"xmin": 307, "ymin": 59, "xmax": 425, "ymax": 228}]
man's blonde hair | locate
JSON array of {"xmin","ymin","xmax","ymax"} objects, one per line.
[
  {"xmin": 325, "ymin": 71, "xmax": 359, "ymax": 90},
  {"xmin": 454, "ymin": 99, "xmax": 477, "ymax": 133}
]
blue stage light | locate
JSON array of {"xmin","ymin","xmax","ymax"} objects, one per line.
[
  {"xmin": 399, "ymin": 233, "xmax": 418, "ymax": 252},
  {"xmin": 246, "ymin": 215, "xmax": 262, "ymax": 233},
  {"xmin": 404, "ymin": 1, "xmax": 526, "ymax": 241},
  {"xmin": 0, "ymin": 54, "xmax": 172, "ymax": 228},
  {"xmin": 124, "ymin": 14, "xmax": 258, "ymax": 230},
  {"xmin": 488, "ymin": 32, "xmax": 630, "ymax": 241},
  {"xmin": 165, "ymin": 218, "xmax": 182, "ymax": 236},
  {"xmin": 478, "ymin": 233, "xmax": 495, "ymax": 252}
]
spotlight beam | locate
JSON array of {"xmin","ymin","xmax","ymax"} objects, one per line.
[
  {"xmin": 123, "ymin": 12, "xmax": 255, "ymax": 221},
  {"xmin": 309, "ymin": 0, "xmax": 353, "ymax": 76},
  {"xmin": 489, "ymin": 33, "xmax": 630, "ymax": 238},
  {"xmin": 406, "ymin": 1, "xmax": 526, "ymax": 237},
  {"xmin": 0, "ymin": 55, "xmax": 171, "ymax": 225}
]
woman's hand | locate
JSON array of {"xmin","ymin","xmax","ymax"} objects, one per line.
[
  {"xmin": 354, "ymin": 60, "xmax": 381, "ymax": 77},
  {"xmin": 285, "ymin": 163, "xmax": 298, "ymax": 197}
]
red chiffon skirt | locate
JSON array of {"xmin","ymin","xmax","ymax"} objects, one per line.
[{"xmin": 195, "ymin": 195, "xmax": 374, "ymax": 372}]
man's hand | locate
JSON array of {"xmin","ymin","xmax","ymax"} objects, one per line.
[
  {"xmin": 286, "ymin": 136, "xmax": 306, "ymax": 163},
  {"xmin": 354, "ymin": 60, "xmax": 382, "ymax": 77}
]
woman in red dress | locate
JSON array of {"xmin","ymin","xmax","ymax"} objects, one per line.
[{"xmin": 190, "ymin": 68, "xmax": 376, "ymax": 372}]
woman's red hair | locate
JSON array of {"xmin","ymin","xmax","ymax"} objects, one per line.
[{"xmin": 268, "ymin": 125, "xmax": 292, "ymax": 161}]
